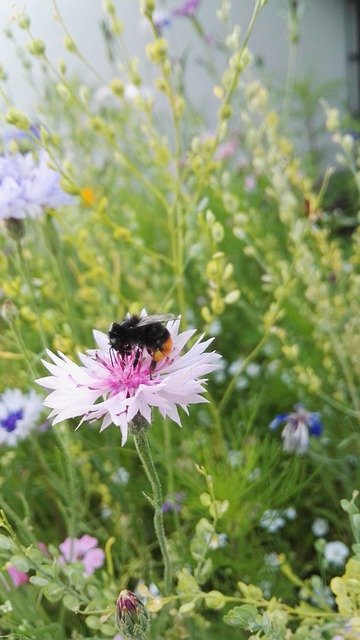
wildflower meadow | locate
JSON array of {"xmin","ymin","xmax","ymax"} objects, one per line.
[{"xmin": 0, "ymin": 1, "xmax": 359, "ymax": 638}]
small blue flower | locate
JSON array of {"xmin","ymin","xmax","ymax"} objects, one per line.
[
  {"xmin": 0, "ymin": 388, "xmax": 43, "ymax": 446},
  {"xmin": 269, "ymin": 404, "xmax": 323, "ymax": 454},
  {"xmin": 0, "ymin": 151, "xmax": 73, "ymax": 221}
]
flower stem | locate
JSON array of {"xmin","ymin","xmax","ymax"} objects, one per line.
[{"xmin": 132, "ymin": 424, "xmax": 172, "ymax": 595}]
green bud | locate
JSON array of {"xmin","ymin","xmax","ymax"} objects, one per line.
[
  {"xmin": 56, "ymin": 83, "xmax": 71, "ymax": 101},
  {"xmin": 17, "ymin": 14, "xmax": 31, "ymax": 29},
  {"xmin": 27, "ymin": 39, "xmax": 46, "ymax": 56},
  {"xmin": 111, "ymin": 18, "xmax": 123, "ymax": 36},
  {"xmin": 219, "ymin": 103, "xmax": 232, "ymax": 120},
  {"xmin": 59, "ymin": 58, "xmax": 67, "ymax": 75},
  {"xmin": 146, "ymin": 38, "xmax": 168, "ymax": 64},
  {"xmin": 140, "ymin": 0, "xmax": 155, "ymax": 17},
  {"xmin": 110, "ymin": 78, "xmax": 125, "ymax": 97},
  {"xmin": 5, "ymin": 107, "xmax": 30, "ymax": 130},
  {"xmin": 64, "ymin": 36, "xmax": 77, "ymax": 53},
  {"xmin": 115, "ymin": 590, "xmax": 150, "ymax": 639},
  {"xmin": 103, "ymin": 0, "xmax": 116, "ymax": 16}
]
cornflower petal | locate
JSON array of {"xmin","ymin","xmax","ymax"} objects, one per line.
[{"xmin": 37, "ymin": 315, "xmax": 221, "ymax": 445}]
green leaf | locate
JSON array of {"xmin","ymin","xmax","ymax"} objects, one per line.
[
  {"xmin": 29, "ymin": 575, "xmax": 50, "ymax": 587},
  {"xmin": 44, "ymin": 583, "xmax": 65, "ymax": 602},
  {"xmin": 223, "ymin": 604, "xmax": 260, "ymax": 629},
  {"xmin": 10, "ymin": 555, "xmax": 29, "ymax": 573},
  {"xmin": 63, "ymin": 593, "xmax": 81, "ymax": 611},
  {"xmin": 196, "ymin": 558, "xmax": 213, "ymax": 584},
  {"xmin": 351, "ymin": 513, "xmax": 360, "ymax": 543},
  {"xmin": 0, "ymin": 534, "xmax": 13, "ymax": 550},
  {"xmin": 341, "ymin": 499, "xmax": 359, "ymax": 516},
  {"xmin": 85, "ymin": 615, "xmax": 101, "ymax": 630},
  {"xmin": 204, "ymin": 590, "xmax": 226, "ymax": 610}
]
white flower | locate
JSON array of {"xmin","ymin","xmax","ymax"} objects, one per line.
[
  {"xmin": 246, "ymin": 362, "xmax": 261, "ymax": 378},
  {"xmin": 259, "ymin": 509, "xmax": 286, "ymax": 533},
  {"xmin": 312, "ymin": 517, "xmax": 329, "ymax": 537},
  {"xmin": 112, "ymin": 467, "xmax": 130, "ymax": 485},
  {"xmin": 264, "ymin": 552, "xmax": 280, "ymax": 568},
  {"xmin": 0, "ymin": 389, "xmax": 43, "ymax": 446},
  {"xmin": 284, "ymin": 507, "xmax": 297, "ymax": 520},
  {"xmin": 324, "ymin": 541, "xmax": 349, "ymax": 566},
  {"xmin": 37, "ymin": 316, "xmax": 221, "ymax": 445}
]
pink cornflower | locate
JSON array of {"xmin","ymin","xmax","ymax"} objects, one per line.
[
  {"xmin": 58, "ymin": 535, "xmax": 105, "ymax": 576},
  {"xmin": 7, "ymin": 565, "xmax": 29, "ymax": 587},
  {"xmin": 37, "ymin": 316, "xmax": 221, "ymax": 445}
]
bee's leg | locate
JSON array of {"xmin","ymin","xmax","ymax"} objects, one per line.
[
  {"xmin": 133, "ymin": 346, "xmax": 142, "ymax": 369},
  {"xmin": 150, "ymin": 358, "xmax": 157, "ymax": 378}
]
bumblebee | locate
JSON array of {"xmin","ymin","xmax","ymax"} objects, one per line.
[{"xmin": 108, "ymin": 313, "xmax": 176, "ymax": 372}]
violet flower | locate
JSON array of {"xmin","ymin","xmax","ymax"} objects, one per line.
[
  {"xmin": 172, "ymin": 0, "xmax": 201, "ymax": 18},
  {"xmin": 58, "ymin": 535, "xmax": 105, "ymax": 576},
  {"xmin": 37, "ymin": 315, "xmax": 221, "ymax": 446},
  {"xmin": 0, "ymin": 151, "xmax": 73, "ymax": 221},
  {"xmin": 269, "ymin": 403, "xmax": 323, "ymax": 454}
]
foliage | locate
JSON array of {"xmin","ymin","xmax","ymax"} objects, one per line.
[{"xmin": 0, "ymin": 0, "xmax": 359, "ymax": 638}]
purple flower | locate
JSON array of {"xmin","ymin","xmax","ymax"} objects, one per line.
[
  {"xmin": 162, "ymin": 491, "xmax": 185, "ymax": 513},
  {"xmin": 153, "ymin": 9, "xmax": 172, "ymax": 33},
  {"xmin": 58, "ymin": 535, "xmax": 105, "ymax": 576},
  {"xmin": 7, "ymin": 565, "xmax": 29, "ymax": 587},
  {"xmin": 269, "ymin": 404, "xmax": 323, "ymax": 454},
  {"xmin": 37, "ymin": 315, "xmax": 221, "ymax": 446},
  {"xmin": 172, "ymin": 0, "xmax": 201, "ymax": 18},
  {"xmin": 0, "ymin": 151, "xmax": 73, "ymax": 221}
]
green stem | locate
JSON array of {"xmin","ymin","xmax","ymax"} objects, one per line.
[
  {"xmin": 163, "ymin": 419, "xmax": 180, "ymax": 533},
  {"xmin": 132, "ymin": 424, "xmax": 172, "ymax": 595},
  {"xmin": 15, "ymin": 240, "xmax": 48, "ymax": 352}
]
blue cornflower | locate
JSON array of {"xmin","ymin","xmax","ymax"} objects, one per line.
[
  {"xmin": 0, "ymin": 151, "xmax": 73, "ymax": 221},
  {"xmin": 0, "ymin": 388, "xmax": 43, "ymax": 446},
  {"xmin": 269, "ymin": 403, "xmax": 323, "ymax": 454}
]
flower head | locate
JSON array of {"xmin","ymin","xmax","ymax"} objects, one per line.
[
  {"xmin": 0, "ymin": 388, "xmax": 43, "ymax": 446},
  {"xmin": 324, "ymin": 541, "xmax": 349, "ymax": 566},
  {"xmin": 116, "ymin": 589, "xmax": 150, "ymax": 638},
  {"xmin": 37, "ymin": 316, "xmax": 221, "ymax": 445},
  {"xmin": 172, "ymin": 0, "xmax": 200, "ymax": 18},
  {"xmin": 58, "ymin": 535, "xmax": 105, "ymax": 576},
  {"xmin": 312, "ymin": 517, "xmax": 329, "ymax": 537},
  {"xmin": 259, "ymin": 509, "xmax": 286, "ymax": 533},
  {"xmin": 0, "ymin": 151, "xmax": 73, "ymax": 221},
  {"xmin": 269, "ymin": 403, "xmax": 323, "ymax": 454}
]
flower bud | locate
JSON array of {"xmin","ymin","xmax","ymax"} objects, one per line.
[
  {"xmin": 27, "ymin": 39, "xmax": 46, "ymax": 56},
  {"xmin": 4, "ymin": 217, "xmax": 25, "ymax": 241},
  {"xmin": 115, "ymin": 590, "xmax": 150, "ymax": 639}
]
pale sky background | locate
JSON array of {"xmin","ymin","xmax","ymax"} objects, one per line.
[{"xmin": 0, "ymin": 0, "xmax": 350, "ymax": 155}]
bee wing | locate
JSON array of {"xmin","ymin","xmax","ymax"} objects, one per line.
[{"xmin": 136, "ymin": 314, "xmax": 177, "ymax": 327}]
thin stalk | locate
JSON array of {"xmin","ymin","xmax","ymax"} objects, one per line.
[
  {"xmin": 163, "ymin": 419, "xmax": 180, "ymax": 533},
  {"xmin": 15, "ymin": 240, "xmax": 48, "ymax": 352},
  {"xmin": 132, "ymin": 425, "xmax": 172, "ymax": 595}
]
